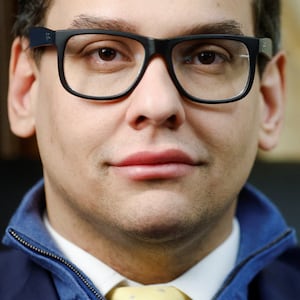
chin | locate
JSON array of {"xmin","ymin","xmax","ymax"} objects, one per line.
[{"xmin": 125, "ymin": 217, "xmax": 193, "ymax": 244}]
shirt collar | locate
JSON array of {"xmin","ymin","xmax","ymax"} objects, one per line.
[{"xmin": 44, "ymin": 215, "xmax": 239, "ymax": 300}]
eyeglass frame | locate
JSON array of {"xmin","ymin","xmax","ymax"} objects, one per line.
[{"xmin": 29, "ymin": 26, "xmax": 273, "ymax": 104}]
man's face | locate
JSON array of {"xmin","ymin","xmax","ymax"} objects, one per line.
[{"xmin": 14, "ymin": 0, "xmax": 280, "ymax": 247}]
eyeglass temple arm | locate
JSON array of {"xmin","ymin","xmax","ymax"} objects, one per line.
[
  {"xmin": 29, "ymin": 27, "xmax": 55, "ymax": 48},
  {"xmin": 259, "ymin": 38, "xmax": 273, "ymax": 59}
]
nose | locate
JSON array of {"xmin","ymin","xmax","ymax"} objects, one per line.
[{"xmin": 125, "ymin": 58, "xmax": 186, "ymax": 130}]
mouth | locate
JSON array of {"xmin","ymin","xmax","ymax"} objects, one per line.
[{"xmin": 109, "ymin": 149, "xmax": 199, "ymax": 181}]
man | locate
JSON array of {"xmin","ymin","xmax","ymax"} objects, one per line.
[{"xmin": 1, "ymin": 0, "xmax": 300, "ymax": 299}]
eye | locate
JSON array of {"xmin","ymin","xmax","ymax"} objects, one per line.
[
  {"xmin": 94, "ymin": 47, "xmax": 128, "ymax": 64},
  {"xmin": 79, "ymin": 40, "xmax": 132, "ymax": 66},
  {"xmin": 97, "ymin": 47, "xmax": 118, "ymax": 61},
  {"xmin": 85, "ymin": 43, "xmax": 133, "ymax": 73},
  {"xmin": 184, "ymin": 49, "xmax": 228, "ymax": 65},
  {"xmin": 195, "ymin": 51, "xmax": 223, "ymax": 64},
  {"xmin": 89, "ymin": 46, "xmax": 126, "ymax": 64}
]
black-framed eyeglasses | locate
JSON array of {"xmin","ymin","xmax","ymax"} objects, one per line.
[{"xmin": 29, "ymin": 27, "xmax": 273, "ymax": 104}]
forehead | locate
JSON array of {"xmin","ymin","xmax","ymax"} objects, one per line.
[{"xmin": 46, "ymin": 0, "xmax": 254, "ymax": 37}]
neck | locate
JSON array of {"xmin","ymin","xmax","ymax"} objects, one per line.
[{"xmin": 96, "ymin": 230, "xmax": 231, "ymax": 284}]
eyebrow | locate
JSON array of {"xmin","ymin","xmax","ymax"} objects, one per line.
[
  {"xmin": 181, "ymin": 21, "xmax": 244, "ymax": 36},
  {"xmin": 69, "ymin": 15, "xmax": 244, "ymax": 36},
  {"xmin": 70, "ymin": 15, "xmax": 139, "ymax": 33}
]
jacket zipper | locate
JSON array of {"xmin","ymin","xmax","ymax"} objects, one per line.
[{"xmin": 9, "ymin": 229, "xmax": 105, "ymax": 300}]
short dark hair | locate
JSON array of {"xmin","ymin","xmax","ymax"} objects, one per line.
[
  {"xmin": 13, "ymin": 0, "xmax": 51, "ymax": 38},
  {"xmin": 253, "ymin": 0, "xmax": 281, "ymax": 54}
]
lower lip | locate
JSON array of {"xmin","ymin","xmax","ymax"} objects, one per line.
[{"xmin": 112, "ymin": 163, "xmax": 195, "ymax": 181}]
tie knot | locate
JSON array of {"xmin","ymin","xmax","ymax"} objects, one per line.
[{"xmin": 106, "ymin": 286, "xmax": 191, "ymax": 300}]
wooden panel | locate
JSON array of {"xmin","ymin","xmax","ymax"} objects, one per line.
[{"xmin": 0, "ymin": 1, "xmax": 20, "ymax": 158}]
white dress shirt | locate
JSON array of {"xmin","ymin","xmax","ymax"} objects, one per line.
[{"xmin": 44, "ymin": 216, "xmax": 240, "ymax": 300}]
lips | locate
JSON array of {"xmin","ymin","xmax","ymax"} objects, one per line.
[{"xmin": 110, "ymin": 149, "xmax": 198, "ymax": 180}]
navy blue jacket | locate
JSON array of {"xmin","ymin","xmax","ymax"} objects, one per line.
[{"xmin": 1, "ymin": 180, "xmax": 300, "ymax": 299}]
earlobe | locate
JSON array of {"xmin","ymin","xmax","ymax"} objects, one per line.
[
  {"xmin": 8, "ymin": 37, "xmax": 37, "ymax": 138},
  {"xmin": 258, "ymin": 51, "xmax": 286, "ymax": 151}
]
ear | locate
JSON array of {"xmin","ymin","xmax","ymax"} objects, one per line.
[
  {"xmin": 8, "ymin": 37, "xmax": 37, "ymax": 138},
  {"xmin": 258, "ymin": 51, "xmax": 286, "ymax": 151}
]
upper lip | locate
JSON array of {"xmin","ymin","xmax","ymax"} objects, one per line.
[{"xmin": 112, "ymin": 149, "xmax": 197, "ymax": 166}]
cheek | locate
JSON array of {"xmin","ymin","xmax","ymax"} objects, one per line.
[
  {"xmin": 187, "ymin": 92, "xmax": 261, "ymax": 180},
  {"xmin": 33, "ymin": 69, "xmax": 94, "ymax": 176},
  {"xmin": 34, "ymin": 68, "xmax": 127, "ymax": 177},
  {"xmin": 191, "ymin": 106, "xmax": 259, "ymax": 152}
]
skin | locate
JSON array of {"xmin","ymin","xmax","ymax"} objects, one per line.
[{"xmin": 8, "ymin": 0, "xmax": 285, "ymax": 284}]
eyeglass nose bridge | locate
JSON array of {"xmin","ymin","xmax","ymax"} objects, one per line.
[
  {"xmin": 147, "ymin": 38, "xmax": 170, "ymax": 56},
  {"xmin": 140, "ymin": 38, "xmax": 182, "ymax": 92}
]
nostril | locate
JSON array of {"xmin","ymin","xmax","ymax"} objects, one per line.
[
  {"xmin": 136, "ymin": 115, "xmax": 146, "ymax": 124},
  {"xmin": 165, "ymin": 114, "xmax": 180, "ymax": 129},
  {"xmin": 133, "ymin": 114, "xmax": 179, "ymax": 129},
  {"xmin": 132, "ymin": 115, "xmax": 147, "ymax": 129},
  {"xmin": 168, "ymin": 115, "xmax": 177, "ymax": 124}
]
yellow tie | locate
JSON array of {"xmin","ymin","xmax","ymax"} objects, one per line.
[{"xmin": 106, "ymin": 286, "xmax": 191, "ymax": 300}]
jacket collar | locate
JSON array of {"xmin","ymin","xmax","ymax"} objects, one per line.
[{"xmin": 215, "ymin": 185, "xmax": 296, "ymax": 299}]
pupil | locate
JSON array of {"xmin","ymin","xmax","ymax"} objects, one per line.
[
  {"xmin": 198, "ymin": 52, "xmax": 215, "ymax": 64},
  {"xmin": 98, "ymin": 48, "xmax": 116, "ymax": 61}
]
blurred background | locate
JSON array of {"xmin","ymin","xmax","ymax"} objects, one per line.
[{"xmin": 0, "ymin": 1, "xmax": 299, "ymax": 248}]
